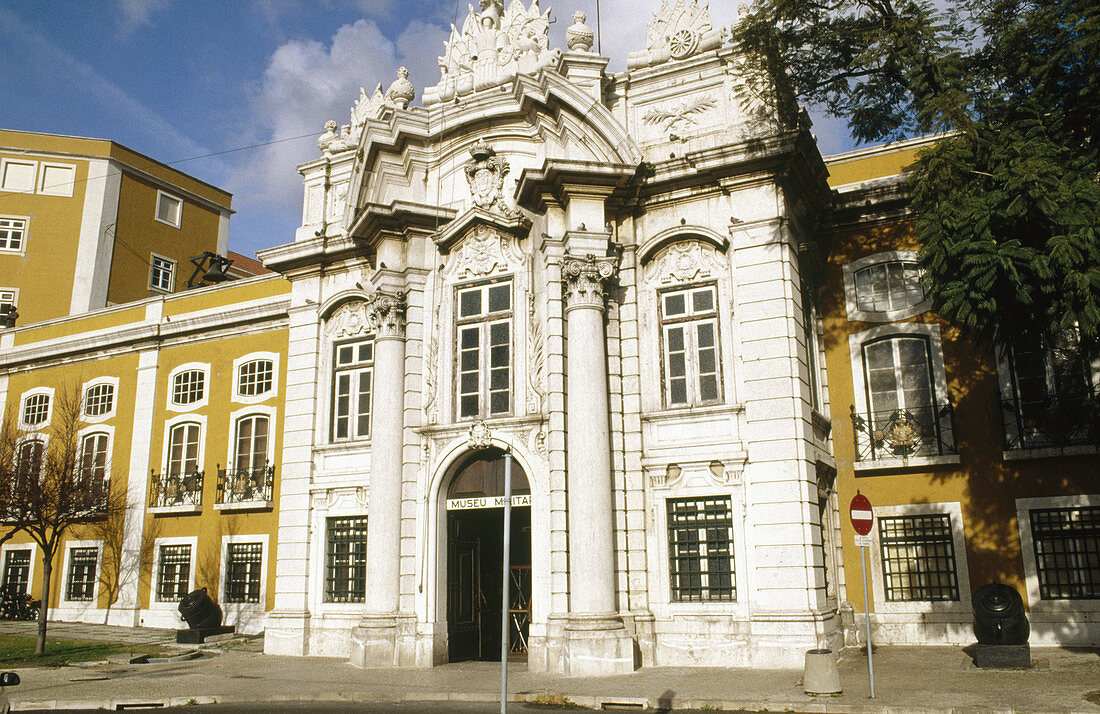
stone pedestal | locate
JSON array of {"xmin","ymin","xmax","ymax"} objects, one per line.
[
  {"xmin": 561, "ymin": 614, "xmax": 636, "ymax": 676},
  {"xmin": 349, "ymin": 615, "xmax": 401, "ymax": 668},
  {"xmin": 974, "ymin": 643, "xmax": 1031, "ymax": 669}
]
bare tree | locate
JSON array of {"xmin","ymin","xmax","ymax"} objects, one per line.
[{"xmin": 0, "ymin": 385, "xmax": 127, "ymax": 654}]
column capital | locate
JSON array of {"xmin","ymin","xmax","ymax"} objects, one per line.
[
  {"xmin": 562, "ymin": 254, "xmax": 618, "ymax": 310},
  {"xmin": 367, "ymin": 290, "xmax": 407, "ymax": 339}
]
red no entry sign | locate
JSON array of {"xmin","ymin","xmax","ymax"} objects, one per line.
[{"xmin": 850, "ymin": 492, "xmax": 874, "ymax": 536}]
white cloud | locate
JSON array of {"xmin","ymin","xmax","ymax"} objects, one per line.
[{"xmin": 118, "ymin": 0, "xmax": 172, "ymax": 34}]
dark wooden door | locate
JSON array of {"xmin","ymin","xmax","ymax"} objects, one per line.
[{"xmin": 448, "ymin": 516, "xmax": 482, "ymax": 661}]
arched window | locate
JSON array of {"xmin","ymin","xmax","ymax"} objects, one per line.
[
  {"xmin": 233, "ymin": 415, "xmax": 269, "ymax": 473},
  {"xmin": 15, "ymin": 439, "xmax": 44, "ymax": 484},
  {"xmin": 166, "ymin": 423, "xmax": 201, "ymax": 477},
  {"xmin": 21, "ymin": 393, "xmax": 50, "ymax": 427},
  {"xmin": 79, "ymin": 432, "xmax": 110, "ymax": 487}
]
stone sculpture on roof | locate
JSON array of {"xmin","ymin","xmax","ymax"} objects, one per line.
[
  {"xmin": 627, "ymin": 0, "xmax": 726, "ymax": 69},
  {"xmin": 422, "ymin": 0, "xmax": 558, "ymax": 106}
]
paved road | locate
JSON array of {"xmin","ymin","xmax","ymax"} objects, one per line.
[{"xmin": 16, "ymin": 703, "xmax": 789, "ymax": 713}]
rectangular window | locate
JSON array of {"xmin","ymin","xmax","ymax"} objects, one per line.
[
  {"xmin": 667, "ymin": 496, "xmax": 735, "ymax": 602},
  {"xmin": 1030, "ymin": 506, "xmax": 1099, "ymax": 600},
  {"xmin": 332, "ymin": 338, "xmax": 373, "ymax": 441},
  {"xmin": 456, "ymin": 281, "xmax": 512, "ymax": 419},
  {"xmin": 878, "ymin": 514, "xmax": 960, "ymax": 602},
  {"xmin": 1, "ymin": 550, "xmax": 31, "ymax": 595},
  {"xmin": 156, "ymin": 192, "xmax": 182, "ymax": 227},
  {"xmin": 0, "ymin": 160, "xmax": 36, "ymax": 192},
  {"xmin": 224, "ymin": 542, "xmax": 263, "ymax": 604},
  {"xmin": 660, "ymin": 284, "xmax": 721, "ymax": 407},
  {"xmin": 150, "ymin": 255, "xmax": 175, "ymax": 292},
  {"xmin": 156, "ymin": 544, "xmax": 191, "ymax": 602},
  {"xmin": 38, "ymin": 163, "xmax": 76, "ymax": 197},
  {"xmin": 66, "ymin": 547, "xmax": 98, "ymax": 601},
  {"xmin": 325, "ymin": 516, "xmax": 367, "ymax": 603},
  {"xmin": 0, "ymin": 218, "xmax": 26, "ymax": 251}
]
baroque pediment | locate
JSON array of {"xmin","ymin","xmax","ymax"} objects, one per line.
[
  {"xmin": 438, "ymin": 215, "xmax": 528, "ymax": 280},
  {"xmin": 643, "ymin": 240, "xmax": 726, "ymax": 285}
]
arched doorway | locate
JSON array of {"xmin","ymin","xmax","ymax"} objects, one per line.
[{"xmin": 446, "ymin": 448, "xmax": 531, "ymax": 662}]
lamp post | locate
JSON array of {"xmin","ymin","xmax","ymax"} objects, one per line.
[{"xmin": 500, "ymin": 449, "xmax": 512, "ymax": 714}]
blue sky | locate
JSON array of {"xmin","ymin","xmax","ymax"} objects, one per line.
[{"xmin": 0, "ymin": 1, "xmax": 856, "ymax": 260}]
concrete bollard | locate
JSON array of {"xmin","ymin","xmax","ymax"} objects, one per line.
[{"xmin": 803, "ymin": 648, "xmax": 842, "ymax": 696}]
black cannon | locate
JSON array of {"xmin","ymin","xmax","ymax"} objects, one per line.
[
  {"xmin": 176, "ymin": 587, "xmax": 235, "ymax": 643},
  {"xmin": 972, "ymin": 582, "xmax": 1030, "ymax": 668}
]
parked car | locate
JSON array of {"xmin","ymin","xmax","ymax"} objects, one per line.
[{"xmin": 0, "ymin": 671, "xmax": 19, "ymax": 714}]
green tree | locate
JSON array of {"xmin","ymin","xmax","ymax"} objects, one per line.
[{"xmin": 732, "ymin": 0, "xmax": 1100, "ymax": 349}]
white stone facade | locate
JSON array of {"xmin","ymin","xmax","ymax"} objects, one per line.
[{"xmin": 259, "ymin": 0, "xmax": 840, "ymax": 672}]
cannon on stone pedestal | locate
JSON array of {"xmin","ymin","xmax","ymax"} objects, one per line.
[
  {"xmin": 176, "ymin": 587, "xmax": 235, "ymax": 644},
  {"xmin": 972, "ymin": 583, "xmax": 1030, "ymax": 668}
]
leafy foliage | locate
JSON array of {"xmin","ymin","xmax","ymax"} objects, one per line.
[{"xmin": 732, "ymin": 0, "xmax": 1100, "ymax": 348}]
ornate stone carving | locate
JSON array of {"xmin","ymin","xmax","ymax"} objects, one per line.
[
  {"xmin": 566, "ymin": 11, "xmax": 594, "ymax": 52},
  {"xmin": 641, "ymin": 95, "xmax": 717, "ymax": 132},
  {"xmin": 422, "ymin": 0, "xmax": 559, "ymax": 106},
  {"xmin": 644, "ymin": 240, "xmax": 724, "ymax": 285},
  {"xmin": 367, "ymin": 290, "xmax": 407, "ymax": 338},
  {"xmin": 468, "ymin": 421, "xmax": 493, "ymax": 449},
  {"xmin": 386, "ymin": 67, "xmax": 415, "ymax": 109},
  {"xmin": 464, "ymin": 140, "xmax": 518, "ymax": 217},
  {"xmin": 627, "ymin": 1, "xmax": 727, "ymax": 69},
  {"xmin": 423, "ymin": 309, "xmax": 440, "ymax": 424},
  {"xmin": 350, "ymin": 84, "xmax": 386, "ymax": 131},
  {"xmin": 455, "ymin": 224, "xmax": 509, "ymax": 279},
  {"xmin": 327, "ymin": 300, "xmax": 371, "ymax": 338},
  {"xmin": 317, "ymin": 120, "xmax": 355, "ymax": 156},
  {"xmin": 563, "ymin": 254, "xmax": 618, "ymax": 309},
  {"xmin": 355, "ymin": 487, "xmax": 369, "ymax": 507},
  {"xmin": 527, "ymin": 292, "xmax": 545, "ymax": 413},
  {"xmin": 532, "ymin": 428, "xmax": 547, "ymax": 457}
]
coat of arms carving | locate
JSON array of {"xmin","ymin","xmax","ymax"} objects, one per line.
[{"xmin": 464, "ymin": 139, "xmax": 519, "ymax": 217}]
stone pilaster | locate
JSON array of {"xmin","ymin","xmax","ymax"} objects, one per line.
[
  {"xmin": 559, "ymin": 254, "xmax": 636, "ymax": 675},
  {"xmin": 350, "ymin": 289, "xmax": 409, "ymax": 667}
]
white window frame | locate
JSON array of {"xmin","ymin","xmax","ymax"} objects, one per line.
[
  {"xmin": 19, "ymin": 387, "xmax": 54, "ymax": 431},
  {"xmin": 167, "ymin": 362, "xmax": 210, "ymax": 411},
  {"xmin": 0, "ymin": 288, "xmax": 17, "ymax": 310},
  {"xmin": 77, "ymin": 425, "xmax": 114, "ymax": 491},
  {"xmin": 217, "ymin": 534, "xmax": 269, "ymax": 618},
  {"xmin": 231, "ymin": 352, "xmax": 280, "ymax": 404},
  {"xmin": 454, "ymin": 279, "xmax": 513, "ymax": 420},
  {"xmin": 657, "ymin": 282, "xmax": 724, "ymax": 409},
  {"xmin": 149, "ymin": 536, "xmax": 197, "ymax": 610},
  {"xmin": 330, "ymin": 336, "xmax": 373, "ymax": 442},
  {"xmin": 14, "ymin": 434, "xmax": 47, "ymax": 485},
  {"xmin": 81, "ymin": 377, "xmax": 119, "ymax": 423},
  {"xmin": 59, "ymin": 540, "xmax": 102, "ymax": 605},
  {"xmin": 868, "ymin": 502, "xmax": 972, "ymax": 618},
  {"xmin": 160, "ymin": 413, "xmax": 207, "ymax": 476},
  {"xmin": 155, "ymin": 190, "xmax": 183, "ymax": 228},
  {"xmin": 843, "ymin": 251, "xmax": 931, "ymax": 323},
  {"xmin": 0, "ymin": 159, "xmax": 37, "ymax": 194},
  {"xmin": 1016, "ymin": 494, "xmax": 1100, "ymax": 616},
  {"xmin": 37, "ymin": 162, "xmax": 76, "ymax": 197},
  {"xmin": 0, "ymin": 544, "xmax": 36, "ymax": 597},
  {"xmin": 225, "ymin": 405, "xmax": 277, "ymax": 473},
  {"xmin": 149, "ymin": 253, "xmax": 176, "ymax": 293},
  {"xmin": 0, "ymin": 216, "xmax": 28, "ymax": 254},
  {"xmin": 848, "ymin": 323, "xmax": 956, "ymax": 469}
]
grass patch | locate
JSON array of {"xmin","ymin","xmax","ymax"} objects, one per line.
[{"xmin": 0, "ymin": 633, "xmax": 170, "ymax": 668}]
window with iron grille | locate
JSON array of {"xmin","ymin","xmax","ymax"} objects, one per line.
[
  {"xmin": 455, "ymin": 281, "xmax": 511, "ymax": 419},
  {"xmin": 659, "ymin": 284, "xmax": 721, "ymax": 407},
  {"xmin": 224, "ymin": 542, "xmax": 263, "ymax": 604},
  {"xmin": 156, "ymin": 544, "xmax": 191, "ymax": 602},
  {"xmin": 66, "ymin": 547, "xmax": 98, "ymax": 601},
  {"xmin": 150, "ymin": 255, "xmax": 175, "ymax": 291},
  {"xmin": 878, "ymin": 514, "xmax": 960, "ymax": 601},
  {"xmin": 667, "ymin": 496, "xmax": 735, "ymax": 602},
  {"xmin": 237, "ymin": 359, "xmax": 274, "ymax": 397},
  {"xmin": 22, "ymin": 393, "xmax": 50, "ymax": 426},
  {"xmin": 325, "ymin": 517, "xmax": 367, "ymax": 603},
  {"xmin": 0, "ymin": 218, "xmax": 25, "ymax": 251},
  {"xmin": 854, "ymin": 261, "xmax": 925, "ymax": 313},
  {"xmin": 84, "ymin": 383, "xmax": 115, "ymax": 417},
  {"xmin": 79, "ymin": 432, "xmax": 109, "ymax": 487},
  {"xmin": 332, "ymin": 338, "xmax": 373, "ymax": 441},
  {"xmin": 1030, "ymin": 506, "xmax": 1099, "ymax": 600},
  {"xmin": 1, "ymin": 550, "xmax": 31, "ymax": 594},
  {"xmin": 172, "ymin": 369, "xmax": 205, "ymax": 405}
]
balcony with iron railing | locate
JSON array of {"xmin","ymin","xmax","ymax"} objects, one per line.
[
  {"xmin": 214, "ymin": 463, "xmax": 275, "ymax": 510},
  {"xmin": 850, "ymin": 403, "xmax": 958, "ymax": 468},
  {"xmin": 1001, "ymin": 392, "xmax": 1099, "ymax": 453},
  {"xmin": 148, "ymin": 470, "xmax": 204, "ymax": 513}
]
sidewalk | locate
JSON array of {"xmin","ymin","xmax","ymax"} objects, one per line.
[{"xmin": 2, "ymin": 622, "xmax": 1098, "ymax": 712}]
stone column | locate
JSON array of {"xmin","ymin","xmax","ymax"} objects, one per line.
[
  {"xmin": 350, "ymin": 290, "xmax": 407, "ymax": 667},
  {"xmin": 560, "ymin": 254, "xmax": 635, "ymax": 675}
]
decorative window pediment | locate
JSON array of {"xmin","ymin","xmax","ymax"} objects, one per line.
[{"xmin": 438, "ymin": 219, "xmax": 527, "ymax": 282}]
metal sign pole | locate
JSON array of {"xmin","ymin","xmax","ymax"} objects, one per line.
[
  {"xmin": 500, "ymin": 450, "xmax": 513, "ymax": 714},
  {"xmin": 859, "ymin": 545, "xmax": 875, "ymax": 698}
]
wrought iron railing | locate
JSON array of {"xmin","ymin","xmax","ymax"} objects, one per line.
[
  {"xmin": 149, "ymin": 469, "xmax": 204, "ymax": 508},
  {"xmin": 850, "ymin": 403, "xmax": 957, "ymax": 461},
  {"xmin": 1001, "ymin": 393, "xmax": 1099, "ymax": 450},
  {"xmin": 215, "ymin": 464, "xmax": 275, "ymax": 505}
]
